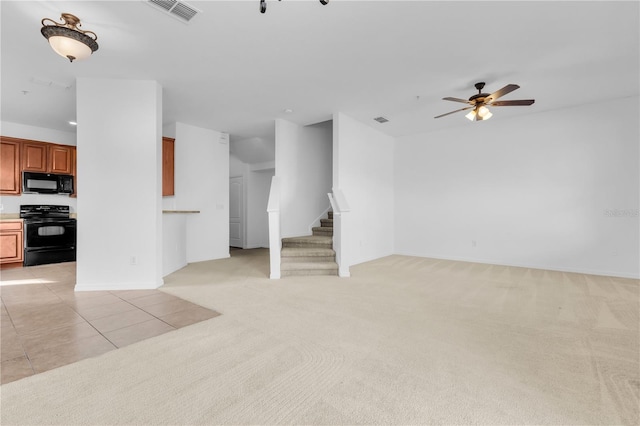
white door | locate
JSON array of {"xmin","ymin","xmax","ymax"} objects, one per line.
[{"xmin": 229, "ymin": 176, "xmax": 244, "ymax": 248}]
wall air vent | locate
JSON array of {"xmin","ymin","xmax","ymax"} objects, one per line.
[
  {"xmin": 147, "ymin": 0, "xmax": 200, "ymax": 23},
  {"xmin": 374, "ymin": 116, "xmax": 389, "ymax": 123}
]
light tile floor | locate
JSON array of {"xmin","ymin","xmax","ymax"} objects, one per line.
[{"xmin": 0, "ymin": 262, "xmax": 220, "ymax": 384}]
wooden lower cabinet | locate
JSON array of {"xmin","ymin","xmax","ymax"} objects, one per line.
[{"xmin": 0, "ymin": 220, "xmax": 24, "ymax": 268}]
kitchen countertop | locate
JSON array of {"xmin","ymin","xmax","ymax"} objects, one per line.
[
  {"xmin": 2, "ymin": 212, "xmax": 199, "ymax": 218},
  {"xmin": 1, "ymin": 214, "xmax": 77, "ymax": 220}
]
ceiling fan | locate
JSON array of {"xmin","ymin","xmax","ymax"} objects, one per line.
[{"xmin": 435, "ymin": 82, "xmax": 535, "ymax": 121}]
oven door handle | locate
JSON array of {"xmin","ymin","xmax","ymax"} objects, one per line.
[{"xmin": 25, "ymin": 219, "xmax": 76, "ymax": 225}]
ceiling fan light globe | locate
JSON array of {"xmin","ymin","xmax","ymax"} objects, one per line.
[
  {"xmin": 465, "ymin": 110, "xmax": 476, "ymax": 121},
  {"xmin": 477, "ymin": 106, "xmax": 492, "ymax": 120}
]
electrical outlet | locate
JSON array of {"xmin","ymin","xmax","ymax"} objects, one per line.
[
  {"xmin": 130, "ymin": 256, "xmax": 137, "ymax": 265},
  {"xmin": 472, "ymin": 240, "xmax": 477, "ymax": 247}
]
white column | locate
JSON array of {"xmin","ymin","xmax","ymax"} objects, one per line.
[{"xmin": 75, "ymin": 78, "xmax": 163, "ymax": 290}]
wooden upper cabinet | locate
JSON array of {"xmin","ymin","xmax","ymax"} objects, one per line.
[
  {"xmin": 162, "ymin": 137, "xmax": 175, "ymax": 197},
  {"xmin": 70, "ymin": 146, "xmax": 77, "ymax": 197},
  {"xmin": 22, "ymin": 141, "xmax": 73, "ymax": 174},
  {"xmin": 1, "ymin": 137, "xmax": 76, "ymax": 196},
  {"xmin": 0, "ymin": 138, "xmax": 21, "ymax": 195},
  {"xmin": 21, "ymin": 141, "xmax": 48, "ymax": 172},
  {"xmin": 48, "ymin": 145, "xmax": 73, "ymax": 174}
]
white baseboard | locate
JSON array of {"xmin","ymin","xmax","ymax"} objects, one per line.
[
  {"xmin": 393, "ymin": 251, "xmax": 640, "ymax": 280},
  {"xmin": 74, "ymin": 279, "xmax": 163, "ymax": 291}
]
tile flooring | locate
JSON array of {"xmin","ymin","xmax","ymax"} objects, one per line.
[{"xmin": 0, "ymin": 262, "xmax": 220, "ymax": 384}]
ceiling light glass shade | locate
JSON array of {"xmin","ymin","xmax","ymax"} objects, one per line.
[
  {"xmin": 465, "ymin": 109, "xmax": 476, "ymax": 121},
  {"xmin": 47, "ymin": 35, "xmax": 93, "ymax": 61},
  {"xmin": 41, "ymin": 14, "xmax": 98, "ymax": 62},
  {"xmin": 477, "ymin": 105, "xmax": 492, "ymax": 120}
]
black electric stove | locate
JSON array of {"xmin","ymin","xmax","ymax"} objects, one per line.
[{"xmin": 20, "ymin": 205, "xmax": 76, "ymax": 266}]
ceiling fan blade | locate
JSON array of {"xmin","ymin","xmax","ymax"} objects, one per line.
[
  {"xmin": 434, "ymin": 106, "xmax": 473, "ymax": 119},
  {"xmin": 485, "ymin": 84, "xmax": 520, "ymax": 103},
  {"xmin": 490, "ymin": 99, "xmax": 535, "ymax": 106},
  {"xmin": 443, "ymin": 97, "xmax": 471, "ymax": 104}
]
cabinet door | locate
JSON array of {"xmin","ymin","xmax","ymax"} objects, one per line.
[
  {"xmin": 48, "ymin": 145, "xmax": 73, "ymax": 174},
  {"xmin": 0, "ymin": 222, "xmax": 24, "ymax": 265},
  {"xmin": 162, "ymin": 137, "xmax": 175, "ymax": 197},
  {"xmin": 22, "ymin": 142, "xmax": 48, "ymax": 172},
  {"xmin": 0, "ymin": 138, "xmax": 21, "ymax": 195},
  {"xmin": 70, "ymin": 146, "xmax": 77, "ymax": 197}
]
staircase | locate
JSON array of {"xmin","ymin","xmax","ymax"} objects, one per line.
[{"xmin": 281, "ymin": 211, "xmax": 338, "ymax": 277}]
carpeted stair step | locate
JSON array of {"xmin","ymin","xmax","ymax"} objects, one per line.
[
  {"xmin": 281, "ymin": 261, "xmax": 338, "ymax": 277},
  {"xmin": 312, "ymin": 226, "xmax": 333, "ymax": 237},
  {"xmin": 320, "ymin": 218, "xmax": 333, "ymax": 227},
  {"xmin": 281, "ymin": 247, "xmax": 336, "ymax": 263},
  {"xmin": 279, "ymin": 210, "xmax": 336, "ymax": 277},
  {"xmin": 282, "ymin": 235, "xmax": 332, "ymax": 249}
]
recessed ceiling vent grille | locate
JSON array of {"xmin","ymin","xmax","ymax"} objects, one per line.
[
  {"xmin": 147, "ymin": 0, "xmax": 200, "ymax": 23},
  {"xmin": 374, "ymin": 116, "xmax": 389, "ymax": 123}
]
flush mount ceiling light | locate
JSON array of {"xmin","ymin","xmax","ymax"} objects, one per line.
[
  {"xmin": 260, "ymin": 0, "xmax": 329, "ymax": 14},
  {"xmin": 41, "ymin": 13, "xmax": 98, "ymax": 62}
]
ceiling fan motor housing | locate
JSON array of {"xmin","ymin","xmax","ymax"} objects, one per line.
[
  {"xmin": 469, "ymin": 82, "xmax": 489, "ymax": 104},
  {"xmin": 469, "ymin": 93, "xmax": 490, "ymax": 104}
]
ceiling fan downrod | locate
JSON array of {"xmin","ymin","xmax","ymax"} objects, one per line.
[{"xmin": 469, "ymin": 82, "xmax": 490, "ymax": 103}]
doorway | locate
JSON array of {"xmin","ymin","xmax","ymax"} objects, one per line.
[{"xmin": 229, "ymin": 176, "xmax": 244, "ymax": 248}]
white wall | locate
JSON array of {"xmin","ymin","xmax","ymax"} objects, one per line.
[
  {"xmin": 275, "ymin": 119, "xmax": 333, "ymax": 238},
  {"xmin": 75, "ymin": 78, "xmax": 163, "ymax": 290},
  {"xmin": 1, "ymin": 121, "xmax": 76, "ymax": 146},
  {"xmin": 162, "ymin": 213, "xmax": 187, "ymax": 276},
  {"xmin": 333, "ymin": 113, "xmax": 395, "ymax": 266},
  {"xmin": 229, "ymin": 153, "xmax": 245, "ymax": 178},
  {"xmin": 173, "ymin": 122, "xmax": 229, "ymax": 263},
  {"xmin": 395, "ymin": 96, "xmax": 640, "ymax": 279},
  {"xmin": 0, "ymin": 121, "xmax": 77, "ymax": 214},
  {"xmin": 247, "ymin": 168, "xmax": 273, "ymax": 248}
]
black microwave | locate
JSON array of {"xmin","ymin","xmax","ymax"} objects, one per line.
[{"xmin": 23, "ymin": 171, "xmax": 74, "ymax": 194}]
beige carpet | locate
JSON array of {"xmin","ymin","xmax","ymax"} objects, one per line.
[{"xmin": 1, "ymin": 249, "xmax": 638, "ymax": 425}]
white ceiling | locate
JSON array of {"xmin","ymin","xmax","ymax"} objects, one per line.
[{"xmin": 1, "ymin": 1, "xmax": 638, "ymax": 163}]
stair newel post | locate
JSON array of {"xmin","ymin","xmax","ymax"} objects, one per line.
[
  {"xmin": 329, "ymin": 190, "xmax": 351, "ymax": 278},
  {"xmin": 267, "ymin": 177, "xmax": 281, "ymax": 279},
  {"xmin": 336, "ymin": 211, "xmax": 350, "ymax": 278}
]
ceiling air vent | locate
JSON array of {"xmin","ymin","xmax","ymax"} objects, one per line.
[
  {"xmin": 374, "ymin": 116, "xmax": 389, "ymax": 123},
  {"xmin": 148, "ymin": 0, "xmax": 200, "ymax": 23}
]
